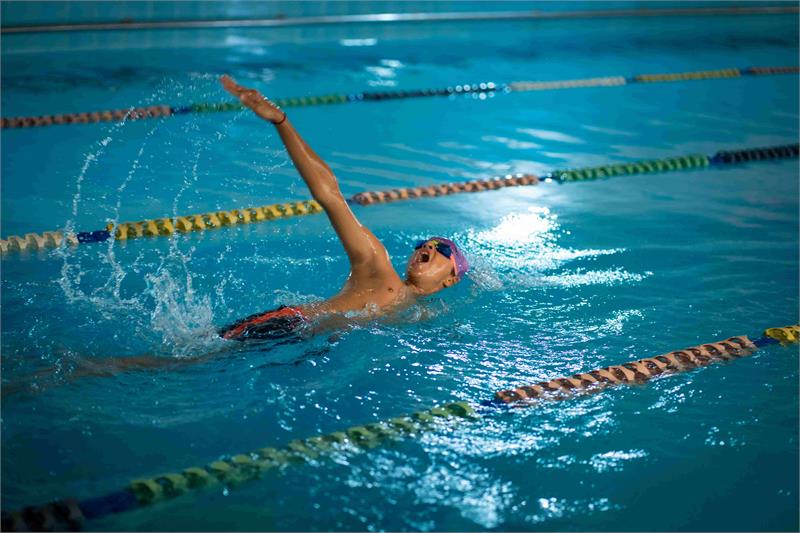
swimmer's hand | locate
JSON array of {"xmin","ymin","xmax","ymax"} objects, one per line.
[{"xmin": 220, "ymin": 74, "xmax": 285, "ymax": 124}]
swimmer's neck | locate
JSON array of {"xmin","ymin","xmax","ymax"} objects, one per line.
[{"xmin": 404, "ymin": 279, "xmax": 424, "ymax": 295}]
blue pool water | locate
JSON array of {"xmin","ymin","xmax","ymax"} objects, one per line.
[{"xmin": 2, "ymin": 10, "xmax": 798, "ymax": 531}]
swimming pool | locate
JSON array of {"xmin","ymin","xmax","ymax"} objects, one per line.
[{"xmin": 2, "ymin": 6, "xmax": 798, "ymax": 531}]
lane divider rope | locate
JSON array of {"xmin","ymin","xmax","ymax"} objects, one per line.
[
  {"xmin": 1, "ymin": 143, "xmax": 796, "ymax": 256},
  {"xmin": 104, "ymin": 199, "xmax": 323, "ymax": 241},
  {"xmin": 3, "ymin": 323, "xmax": 797, "ymax": 531},
  {"xmin": 0, "ymin": 200, "xmax": 323, "ymax": 254},
  {"xmin": 1, "ymin": 66, "xmax": 797, "ymax": 129},
  {"xmin": 348, "ymin": 143, "xmax": 797, "ymax": 205},
  {"xmin": 491, "ymin": 325, "xmax": 799, "ymax": 405},
  {"xmin": 1, "ymin": 401, "xmax": 477, "ymax": 531},
  {"xmin": 350, "ymin": 173, "xmax": 540, "ymax": 205},
  {"xmin": 0, "ymin": 105, "xmax": 173, "ymax": 128}
]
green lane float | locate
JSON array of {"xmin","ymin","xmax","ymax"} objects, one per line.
[
  {"xmin": 2, "ymin": 66, "xmax": 797, "ymax": 129},
  {"xmin": 548, "ymin": 153, "xmax": 709, "ymax": 182},
  {"xmin": 4, "ymin": 324, "xmax": 797, "ymax": 531},
  {"xmin": 0, "ymin": 402, "xmax": 475, "ymax": 531},
  {"xmin": 1, "ymin": 143, "xmax": 796, "ymax": 256},
  {"xmin": 349, "ymin": 143, "xmax": 796, "ymax": 206}
]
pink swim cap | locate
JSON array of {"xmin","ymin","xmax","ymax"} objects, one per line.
[{"xmin": 425, "ymin": 236, "xmax": 469, "ymax": 278}]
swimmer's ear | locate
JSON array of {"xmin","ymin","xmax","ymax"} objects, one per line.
[{"xmin": 442, "ymin": 276, "xmax": 460, "ymax": 288}]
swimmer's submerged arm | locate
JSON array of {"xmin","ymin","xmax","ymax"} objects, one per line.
[
  {"xmin": 1, "ymin": 353, "xmax": 218, "ymax": 398},
  {"xmin": 220, "ymin": 75, "xmax": 392, "ymax": 277}
]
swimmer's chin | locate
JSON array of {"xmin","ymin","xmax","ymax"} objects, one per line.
[{"xmin": 404, "ymin": 272, "xmax": 459, "ymax": 296}]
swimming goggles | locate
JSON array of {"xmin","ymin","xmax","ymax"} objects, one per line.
[
  {"xmin": 414, "ymin": 239, "xmax": 452, "ymax": 258},
  {"xmin": 414, "ymin": 239, "xmax": 460, "ymax": 278}
]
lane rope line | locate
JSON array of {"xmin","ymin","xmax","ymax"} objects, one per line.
[
  {"xmin": 2, "ymin": 402, "xmax": 477, "ymax": 531},
  {"xmin": 1, "ymin": 143, "xmax": 796, "ymax": 257},
  {"xmin": 0, "ymin": 200, "xmax": 323, "ymax": 255},
  {"xmin": 350, "ymin": 143, "xmax": 797, "ymax": 205},
  {"xmin": 490, "ymin": 327, "xmax": 800, "ymax": 405},
  {"xmin": 1, "ymin": 66, "xmax": 797, "ymax": 129},
  {"xmin": 3, "ymin": 323, "xmax": 797, "ymax": 531}
]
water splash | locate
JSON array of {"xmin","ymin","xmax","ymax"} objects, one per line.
[
  {"xmin": 143, "ymin": 262, "xmax": 220, "ymax": 356},
  {"xmin": 57, "ymin": 106, "xmax": 138, "ymax": 306},
  {"xmin": 53, "ymin": 78, "xmax": 257, "ymax": 358}
]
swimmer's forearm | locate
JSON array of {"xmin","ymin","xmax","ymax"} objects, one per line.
[
  {"xmin": 269, "ymin": 115, "xmax": 384, "ymax": 268},
  {"xmin": 219, "ymin": 75, "xmax": 344, "ymax": 206},
  {"xmin": 273, "ymin": 118, "xmax": 344, "ymax": 206}
]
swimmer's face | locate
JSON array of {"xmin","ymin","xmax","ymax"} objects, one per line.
[{"xmin": 405, "ymin": 240, "xmax": 459, "ymax": 294}]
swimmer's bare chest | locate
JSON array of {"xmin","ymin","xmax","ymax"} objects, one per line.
[{"xmin": 300, "ymin": 270, "xmax": 410, "ymax": 319}]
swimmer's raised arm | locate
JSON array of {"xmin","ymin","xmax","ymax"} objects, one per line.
[{"xmin": 220, "ymin": 75, "xmax": 393, "ymax": 279}]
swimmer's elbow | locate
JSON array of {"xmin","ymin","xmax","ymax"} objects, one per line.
[{"xmin": 313, "ymin": 186, "xmax": 347, "ymax": 210}]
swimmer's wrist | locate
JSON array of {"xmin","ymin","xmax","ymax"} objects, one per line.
[{"xmin": 272, "ymin": 111, "xmax": 287, "ymax": 126}]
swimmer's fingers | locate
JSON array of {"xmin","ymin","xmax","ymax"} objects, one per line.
[
  {"xmin": 220, "ymin": 75, "xmax": 265, "ymax": 105},
  {"xmin": 220, "ymin": 74, "xmax": 247, "ymax": 97},
  {"xmin": 220, "ymin": 74, "xmax": 283, "ymax": 122},
  {"xmin": 219, "ymin": 75, "xmax": 282, "ymax": 114}
]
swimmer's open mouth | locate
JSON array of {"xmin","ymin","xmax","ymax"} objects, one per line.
[{"xmin": 419, "ymin": 251, "xmax": 431, "ymax": 263}]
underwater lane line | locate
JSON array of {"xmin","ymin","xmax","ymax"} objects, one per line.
[
  {"xmin": 3, "ymin": 324, "xmax": 797, "ymax": 532},
  {"xmin": 1, "ymin": 66, "xmax": 797, "ymax": 129},
  {"xmin": 0, "ymin": 143, "xmax": 796, "ymax": 256}
]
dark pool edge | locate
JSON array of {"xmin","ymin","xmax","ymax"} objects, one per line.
[{"xmin": 3, "ymin": 6, "xmax": 799, "ymax": 35}]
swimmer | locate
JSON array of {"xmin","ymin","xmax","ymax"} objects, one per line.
[
  {"xmin": 215, "ymin": 75, "xmax": 469, "ymax": 341},
  {"xmin": 3, "ymin": 75, "xmax": 469, "ymax": 395}
]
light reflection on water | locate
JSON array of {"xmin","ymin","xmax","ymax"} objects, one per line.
[
  {"xmin": 463, "ymin": 207, "xmax": 647, "ymax": 290},
  {"xmin": 0, "ymin": 168, "xmax": 776, "ymax": 527},
  {"xmin": 1, "ymin": 15, "xmax": 798, "ymax": 532}
]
